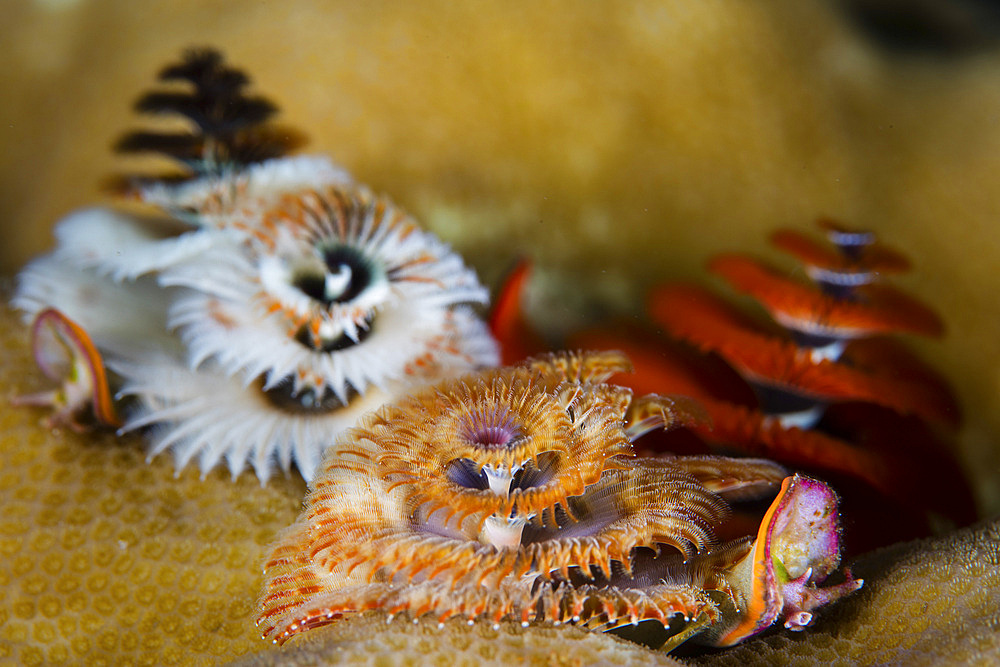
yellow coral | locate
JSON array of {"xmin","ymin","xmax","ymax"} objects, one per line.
[
  {"xmin": 0, "ymin": 303, "xmax": 698, "ymax": 665},
  {"xmin": 1, "ymin": 280, "xmax": 998, "ymax": 663},
  {"xmin": 3, "ymin": 1, "xmax": 1000, "ymax": 664},
  {"xmin": 0, "ymin": 303, "xmax": 304, "ymax": 665},
  {"xmin": 3, "ymin": 0, "xmax": 1000, "ymax": 516}
]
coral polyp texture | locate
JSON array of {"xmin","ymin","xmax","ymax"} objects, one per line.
[
  {"xmin": 2, "ymin": 302, "xmax": 995, "ymax": 666},
  {"xmin": 256, "ymin": 351, "xmax": 861, "ymax": 651},
  {"xmin": 11, "ymin": 49, "xmax": 498, "ymax": 483}
]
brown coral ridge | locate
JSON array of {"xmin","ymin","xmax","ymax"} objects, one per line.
[{"xmin": 256, "ymin": 351, "xmax": 805, "ymax": 649}]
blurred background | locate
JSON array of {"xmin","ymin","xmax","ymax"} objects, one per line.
[{"xmin": 3, "ymin": 0, "xmax": 1000, "ymax": 514}]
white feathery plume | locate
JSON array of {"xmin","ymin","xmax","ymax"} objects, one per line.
[
  {"xmin": 10, "ymin": 46, "xmax": 499, "ymax": 484},
  {"xmin": 159, "ymin": 183, "xmax": 497, "ymax": 398},
  {"xmin": 112, "ymin": 354, "xmax": 392, "ymax": 484}
]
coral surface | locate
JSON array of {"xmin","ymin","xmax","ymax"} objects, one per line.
[
  {"xmin": 0, "ymin": 302, "xmax": 304, "ymax": 666},
  {"xmin": 3, "ymin": 0, "xmax": 1000, "ymax": 664},
  {"xmin": 1, "ymin": 298, "xmax": 999, "ymax": 665},
  {"xmin": 235, "ymin": 614, "xmax": 687, "ymax": 667},
  {"xmin": 3, "ymin": 0, "xmax": 999, "ymax": 515}
]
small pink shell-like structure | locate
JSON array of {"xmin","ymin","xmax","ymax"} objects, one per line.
[
  {"xmin": 256, "ymin": 351, "xmax": 859, "ymax": 651},
  {"xmin": 712, "ymin": 474, "xmax": 864, "ymax": 645}
]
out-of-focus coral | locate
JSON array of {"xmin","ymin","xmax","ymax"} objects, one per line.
[
  {"xmin": 4, "ymin": 2, "xmax": 1000, "ymax": 517},
  {"xmin": 632, "ymin": 221, "xmax": 975, "ymax": 550}
]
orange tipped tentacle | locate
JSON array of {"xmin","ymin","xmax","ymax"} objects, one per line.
[{"xmin": 709, "ymin": 254, "xmax": 942, "ymax": 340}]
